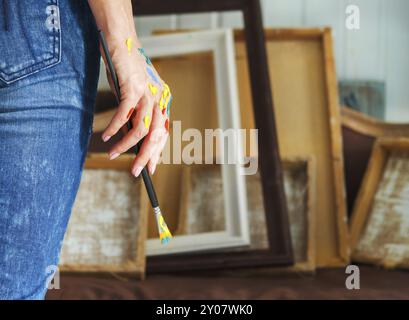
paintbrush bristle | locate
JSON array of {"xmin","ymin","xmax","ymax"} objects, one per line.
[{"xmin": 154, "ymin": 207, "xmax": 172, "ymax": 245}]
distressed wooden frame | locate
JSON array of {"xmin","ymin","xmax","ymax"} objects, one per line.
[
  {"xmin": 59, "ymin": 153, "xmax": 147, "ymax": 278},
  {"xmin": 130, "ymin": 0, "xmax": 293, "ymax": 272},
  {"xmin": 350, "ymin": 138, "xmax": 409, "ymax": 255},
  {"xmin": 341, "ymin": 106, "xmax": 409, "ymax": 214},
  {"xmin": 177, "ymin": 156, "xmax": 316, "ymax": 273}
]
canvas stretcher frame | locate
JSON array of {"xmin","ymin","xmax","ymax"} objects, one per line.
[
  {"xmin": 59, "ymin": 153, "xmax": 147, "ymax": 279},
  {"xmin": 341, "ymin": 106, "xmax": 409, "ymax": 214},
  {"xmin": 350, "ymin": 137, "xmax": 409, "ymax": 269}
]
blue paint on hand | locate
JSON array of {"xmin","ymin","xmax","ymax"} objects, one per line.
[
  {"xmin": 166, "ymin": 95, "xmax": 172, "ymax": 117},
  {"xmin": 147, "ymin": 66, "xmax": 161, "ymax": 85},
  {"xmin": 138, "ymin": 47, "xmax": 152, "ymax": 65}
]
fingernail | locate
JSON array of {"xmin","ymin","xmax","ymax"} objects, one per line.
[
  {"xmin": 102, "ymin": 135, "xmax": 111, "ymax": 142},
  {"xmin": 150, "ymin": 165, "xmax": 156, "ymax": 175},
  {"xmin": 109, "ymin": 152, "xmax": 120, "ymax": 160},
  {"xmin": 132, "ymin": 166, "xmax": 143, "ymax": 177}
]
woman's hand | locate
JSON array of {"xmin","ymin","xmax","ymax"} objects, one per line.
[
  {"xmin": 88, "ymin": 0, "xmax": 170, "ymax": 177},
  {"xmin": 102, "ymin": 35, "xmax": 171, "ymax": 177}
]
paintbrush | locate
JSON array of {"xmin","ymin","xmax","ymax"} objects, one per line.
[{"xmin": 98, "ymin": 30, "xmax": 172, "ymax": 245}]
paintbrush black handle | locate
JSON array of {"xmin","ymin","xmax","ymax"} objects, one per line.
[
  {"xmin": 125, "ymin": 123, "xmax": 159, "ymax": 208},
  {"xmin": 99, "ymin": 30, "xmax": 159, "ymax": 208}
]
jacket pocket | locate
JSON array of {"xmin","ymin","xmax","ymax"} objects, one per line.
[{"xmin": 0, "ymin": 0, "xmax": 61, "ymax": 84}]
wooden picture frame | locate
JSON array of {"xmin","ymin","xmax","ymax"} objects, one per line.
[
  {"xmin": 341, "ymin": 106, "xmax": 409, "ymax": 214},
  {"xmin": 177, "ymin": 156, "xmax": 316, "ymax": 272},
  {"xmin": 350, "ymin": 138, "xmax": 409, "ymax": 269},
  {"xmin": 135, "ymin": 30, "xmax": 250, "ymax": 256},
  {"xmin": 59, "ymin": 153, "xmax": 147, "ymax": 278},
  {"xmin": 342, "ymin": 106, "xmax": 409, "ymax": 138},
  {"xmin": 129, "ymin": 0, "xmax": 293, "ymax": 272}
]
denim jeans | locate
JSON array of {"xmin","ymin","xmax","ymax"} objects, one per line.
[{"xmin": 0, "ymin": 0, "xmax": 100, "ymax": 299}]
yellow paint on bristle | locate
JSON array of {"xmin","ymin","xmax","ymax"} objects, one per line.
[
  {"xmin": 143, "ymin": 115, "xmax": 150, "ymax": 129},
  {"xmin": 125, "ymin": 37, "xmax": 133, "ymax": 55},
  {"xmin": 157, "ymin": 212, "xmax": 172, "ymax": 244},
  {"xmin": 148, "ymin": 83, "xmax": 158, "ymax": 96}
]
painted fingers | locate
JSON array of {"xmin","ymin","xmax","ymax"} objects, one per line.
[
  {"xmin": 131, "ymin": 105, "xmax": 169, "ymax": 176},
  {"xmin": 103, "ymin": 39, "xmax": 172, "ymax": 175},
  {"xmin": 130, "ymin": 79, "xmax": 171, "ymax": 177}
]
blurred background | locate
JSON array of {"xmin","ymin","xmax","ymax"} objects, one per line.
[{"xmin": 132, "ymin": 0, "xmax": 409, "ymax": 122}]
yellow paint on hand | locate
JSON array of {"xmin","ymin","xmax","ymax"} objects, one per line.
[
  {"xmin": 148, "ymin": 83, "xmax": 158, "ymax": 96},
  {"xmin": 125, "ymin": 37, "xmax": 133, "ymax": 55},
  {"xmin": 143, "ymin": 115, "xmax": 150, "ymax": 129},
  {"xmin": 159, "ymin": 83, "xmax": 171, "ymax": 110}
]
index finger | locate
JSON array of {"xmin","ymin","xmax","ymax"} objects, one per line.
[{"xmin": 101, "ymin": 94, "xmax": 141, "ymax": 142}]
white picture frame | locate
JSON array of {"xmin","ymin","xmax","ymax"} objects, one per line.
[{"xmin": 136, "ymin": 29, "xmax": 250, "ymax": 256}]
